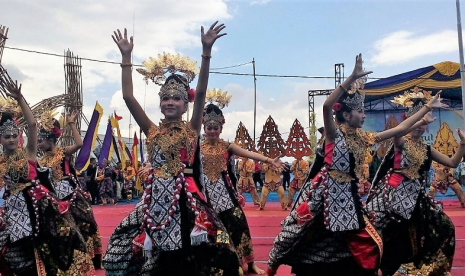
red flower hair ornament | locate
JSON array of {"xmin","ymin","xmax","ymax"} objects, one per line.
[
  {"xmin": 332, "ymin": 103, "xmax": 342, "ymax": 111},
  {"xmin": 188, "ymin": 89, "xmax": 195, "ymax": 103},
  {"xmin": 51, "ymin": 126, "xmax": 62, "ymax": 139}
]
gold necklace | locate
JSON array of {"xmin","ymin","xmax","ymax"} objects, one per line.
[
  {"xmin": 39, "ymin": 147, "xmax": 65, "ymax": 182},
  {"xmin": 147, "ymin": 120, "xmax": 197, "ymax": 177},
  {"xmin": 401, "ymin": 135, "xmax": 427, "ymax": 179},
  {"xmin": 339, "ymin": 124, "xmax": 373, "ymax": 180},
  {"xmin": 201, "ymin": 140, "xmax": 229, "ymax": 182},
  {"xmin": 0, "ymin": 148, "xmax": 30, "ymax": 189}
]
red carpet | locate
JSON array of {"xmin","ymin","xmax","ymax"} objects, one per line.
[{"xmin": 93, "ymin": 200, "xmax": 465, "ymax": 276}]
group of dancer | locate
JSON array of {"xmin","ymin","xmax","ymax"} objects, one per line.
[
  {"xmin": 238, "ymin": 153, "xmax": 311, "ymax": 211},
  {"xmin": 268, "ymin": 55, "xmax": 461, "ymax": 276},
  {"xmin": 0, "ymin": 19, "xmax": 463, "ymax": 276},
  {"xmin": 0, "ymin": 85, "xmax": 102, "ymax": 274}
]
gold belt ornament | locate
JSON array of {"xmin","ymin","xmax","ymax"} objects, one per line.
[
  {"xmin": 153, "ymin": 164, "xmax": 175, "ymax": 179},
  {"xmin": 153, "ymin": 164, "xmax": 194, "ymax": 179},
  {"xmin": 10, "ymin": 182, "xmax": 33, "ymax": 195},
  {"xmin": 328, "ymin": 170, "xmax": 354, "ymax": 183}
]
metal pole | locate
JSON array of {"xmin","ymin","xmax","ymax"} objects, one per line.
[
  {"xmin": 456, "ymin": 0, "xmax": 465, "ymax": 127},
  {"xmin": 253, "ymin": 58, "xmax": 257, "ymax": 141}
]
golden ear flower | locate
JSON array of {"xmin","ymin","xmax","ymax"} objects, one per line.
[
  {"xmin": 391, "ymin": 87, "xmax": 433, "ymax": 107},
  {"xmin": 206, "ymin": 88, "xmax": 232, "ymax": 109},
  {"xmin": 0, "ymin": 97, "xmax": 21, "ymax": 115},
  {"xmin": 39, "ymin": 109, "xmax": 59, "ymax": 131}
]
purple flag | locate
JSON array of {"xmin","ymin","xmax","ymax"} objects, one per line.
[
  {"xmin": 98, "ymin": 119, "xmax": 114, "ymax": 168},
  {"xmin": 75, "ymin": 102, "xmax": 103, "ymax": 173},
  {"xmin": 125, "ymin": 146, "xmax": 133, "ymax": 162}
]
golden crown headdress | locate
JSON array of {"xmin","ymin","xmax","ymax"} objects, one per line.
[
  {"xmin": 203, "ymin": 88, "xmax": 232, "ymax": 126},
  {"xmin": 0, "ymin": 118, "xmax": 19, "ymax": 136},
  {"xmin": 136, "ymin": 52, "xmax": 199, "ymax": 86},
  {"xmin": 391, "ymin": 87, "xmax": 434, "ymax": 117}
]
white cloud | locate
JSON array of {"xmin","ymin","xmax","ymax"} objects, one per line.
[
  {"xmin": 1, "ymin": 0, "xmax": 230, "ymax": 136},
  {"xmin": 250, "ymin": 0, "xmax": 271, "ymax": 5},
  {"xmin": 370, "ymin": 30, "xmax": 458, "ymax": 66}
]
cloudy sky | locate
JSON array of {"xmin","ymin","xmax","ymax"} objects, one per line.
[{"xmin": 0, "ymin": 0, "xmax": 462, "ymax": 146}]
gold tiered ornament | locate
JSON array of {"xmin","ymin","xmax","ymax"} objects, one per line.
[
  {"xmin": 256, "ymin": 116, "xmax": 286, "ymax": 159},
  {"xmin": 433, "ymin": 122, "xmax": 459, "ymax": 157},
  {"xmin": 234, "ymin": 122, "xmax": 256, "ymax": 152},
  {"xmin": 285, "ymin": 119, "xmax": 312, "ymax": 160}
]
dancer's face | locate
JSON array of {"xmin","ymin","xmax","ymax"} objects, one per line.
[
  {"xmin": 160, "ymin": 95, "xmax": 188, "ymax": 120},
  {"xmin": 344, "ymin": 109, "xmax": 366, "ymax": 128},
  {"xmin": 204, "ymin": 123, "xmax": 222, "ymax": 141},
  {"xmin": 410, "ymin": 123, "xmax": 427, "ymax": 138},
  {"xmin": 37, "ymin": 136, "xmax": 54, "ymax": 152},
  {"xmin": 0, "ymin": 131, "xmax": 19, "ymax": 152}
]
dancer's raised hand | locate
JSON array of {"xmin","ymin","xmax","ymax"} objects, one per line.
[
  {"xmin": 67, "ymin": 110, "xmax": 79, "ymax": 124},
  {"xmin": 350, "ymin": 54, "xmax": 372, "ymax": 79},
  {"xmin": 201, "ymin": 21, "xmax": 227, "ymax": 50},
  {"xmin": 427, "ymin": 91, "xmax": 448, "ymax": 109},
  {"xmin": 112, "ymin": 28, "xmax": 133, "ymax": 56},
  {"xmin": 5, "ymin": 80, "xmax": 22, "ymax": 101},
  {"xmin": 457, "ymin": 128, "xmax": 465, "ymax": 142}
]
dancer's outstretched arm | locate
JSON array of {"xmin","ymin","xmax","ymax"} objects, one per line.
[
  {"xmin": 432, "ymin": 129, "xmax": 465, "ymax": 167},
  {"xmin": 228, "ymin": 143, "xmax": 286, "ymax": 171},
  {"xmin": 378, "ymin": 92, "xmax": 447, "ymax": 142},
  {"xmin": 189, "ymin": 21, "xmax": 227, "ymax": 134},
  {"xmin": 322, "ymin": 54, "xmax": 372, "ymax": 143},
  {"xmin": 6, "ymin": 81, "xmax": 37, "ymax": 160},
  {"xmin": 64, "ymin": 110, "xmax": 83, "ymax": 155},
  {"xmin": 400, "ymin": 111, "xmax": 435, "ymax": 136},
  {"xmin": 112, "ymin": 28, "xmax": 154, "ymax": 135}
]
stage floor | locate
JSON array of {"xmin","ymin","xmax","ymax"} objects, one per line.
[{"xmin": 93, "ymin": 194, "xmax": 465, "ymax": 276}]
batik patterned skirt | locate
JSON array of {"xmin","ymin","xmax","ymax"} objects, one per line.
[
  {"xmin": 367, "ymin": 178, "xmax": 455, "ymax": 276},
  {"xmin": 0, "ymin": 183, "xmax": 88, "ymax": 275},
  {"xmin": 102, "ymin": 191, "xmax": 241, "ymax": 276}
]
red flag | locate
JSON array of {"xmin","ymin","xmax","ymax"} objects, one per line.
[
  {"xmin": 132, "ymin": 132, "xmax": 138, "ymax": 167},
  {"xmin": 132, "ymin": 132, "xmax": 142, "ymax": 191},
  {"xmin": 133, "ymin": 132, "xmax": 138, "ymax": 149},
  {"xmin": 114, "ymin": 111, "xmax": 123, "ymax": 121}
]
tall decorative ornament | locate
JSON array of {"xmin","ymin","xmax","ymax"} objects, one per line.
[
  {"xmin": 61, "ymin": 50, "xmax": 83, "ymax": 147},
  {"xmin": 234, "ymin": 122, "xmax": 256, "ymax": 152},
  {"xmin": 433, "ymin": 122, "xmax": 459, "ymax": 157},
  {"xmin": 285, "ymin": 119, "xmax": 312, "ymax": 160},
  {"xmin": 256, "ymin": 116, "xmax": 286, "ymax": 159},
  {"xmin": 0, "ymin": 25, "xmax": 8, "ymax": 64}
]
